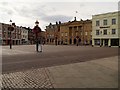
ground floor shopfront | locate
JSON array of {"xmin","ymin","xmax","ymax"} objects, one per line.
[
  {"xmin": 46, "ymin": 38, "xmax": 92, "ymax": 45},
  {"xmin": 92, "ymin": 38, "xmax": 120, "ymax": 47}
]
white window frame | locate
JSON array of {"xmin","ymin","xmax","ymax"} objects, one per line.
[
  {"xmin": 111, "ymin": 29, "xmax": 116, "ymax": 34},
  {"xmin": 96, "ymin": 30, "xmax": 100, "ymax": 35}
]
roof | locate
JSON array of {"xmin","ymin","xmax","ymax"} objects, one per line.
[{"xmin": 93, "ymin": 11, "xmax": 120, "ymax": 17}]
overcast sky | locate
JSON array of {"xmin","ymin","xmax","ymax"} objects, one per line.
[{"xmin": 0, "ymin": 0, "xmax": 119, "ymax": 31}]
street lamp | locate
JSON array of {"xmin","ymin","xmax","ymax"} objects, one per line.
[
  {"xmin": 8, "ymin": 20, "xmax": 15, "ymax": 49},
  {"xmin": 32, "ymin": 20, "xmax": 42, "ymax": 52}
]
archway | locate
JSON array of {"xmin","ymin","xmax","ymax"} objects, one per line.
[{"xmin": 69, "ymin": 39, "xmax": 72, "ymax": 44}]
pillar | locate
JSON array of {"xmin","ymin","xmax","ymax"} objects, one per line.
[
  {"xmin": 72, "ymin": 32, "xmax": 74, "ymax": 44},
  {"xmin": 71, "ymin": 38, "xmax": 73, "ymax": 44},
  {"xmin": 108, "ymin": 39, "xmax": 111, "ymax": 47},
  {"xmin": 92, "ymin": 39, "xmax": 94, "ymax": 47},
  {"xmin": 100, "ymin": 39, "xmax": 102, "ymax": 47}
]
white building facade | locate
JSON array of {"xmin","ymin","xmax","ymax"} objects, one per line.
[
  {"xmin": 92, "ymin": 11, "xmax": 120, "ymax": 47},
  {"xmin": 21, "ymin": 27, "xmax": 28, "ymax": 44}
]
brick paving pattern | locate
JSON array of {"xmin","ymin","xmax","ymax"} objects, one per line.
[{"xmin": 2, "ymin": 68, "xmax": 54, "ymax": 89}]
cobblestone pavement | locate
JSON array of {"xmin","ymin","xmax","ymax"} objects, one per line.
[{"xmin": 2, "ymin": 68, "xmax": 54, "ymax": 89}]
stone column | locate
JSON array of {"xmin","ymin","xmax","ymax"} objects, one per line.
[
  {"xmin": 92, "ymin": 39, "xmax": 94, "ymax": 47},
  {"xmin": 100, "ymin": 39, "xmax": 102, "ymax": 47},
  {"xmin": 72, "ymin": 27, "xmax": 74, "ymax": 44},
  {"xmin": 108, "ymin": 39, "xmax": 111, "ymax": 47}
]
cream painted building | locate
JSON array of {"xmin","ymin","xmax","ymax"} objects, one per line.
[
  {"xmin": 21, "ymin": 27, "xmax": 28, "ymax": 44},
  {"xmin": 92, "ymin": 11, "xmax": 120, "ymax": 47}
]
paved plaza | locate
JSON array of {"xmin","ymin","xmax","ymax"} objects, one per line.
[{"xmin": 1, "ymin": 45, "xmax": 119, "ymax": 88}]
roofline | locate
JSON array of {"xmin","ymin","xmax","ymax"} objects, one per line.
[{"xmin": 92, "ymin": 11, "xmax": 120, "ymax": 16}]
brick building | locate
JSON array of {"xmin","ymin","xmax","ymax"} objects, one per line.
[
  {"xmin": 45, "ymin": 17, "xmax": 92, "ymax": 45},
  {"xmin": 0, "ymin": 23, "xmax": 31, "ymax": 45},
  {"xmin": 0, "ymin": 23, "xmax": 21, "ymax": 45},
  {"xmin": 45, "ymin": 22, "xmax": 61, "ymax": 45},
  {"xmin": 60, "ymin": 18, "xmax": 92, "ymax": 45}
]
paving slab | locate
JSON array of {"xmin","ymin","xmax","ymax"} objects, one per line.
[
  {"xmin": 48, "ymin": 56, "xmax": 118, "ymax": 88},
  {"xmin": 1, "ymin": 45, "xmax": 118, "ymax": 88},
  {"xmin": 2, "ymin": 56, "xmax": 118, "ymax": 88}
]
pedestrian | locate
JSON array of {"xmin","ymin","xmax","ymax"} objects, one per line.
[
  {"xmin": 39, "ymin": 37, "xmax": 42, "ymax": 52},
  {"xmin": 32, "ymin": 20, "xmax": 42, "ymax": 52}
]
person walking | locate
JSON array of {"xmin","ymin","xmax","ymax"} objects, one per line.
[{"xmin": 32, "ymin": 20, "xmax": 42, "ymax": 52}]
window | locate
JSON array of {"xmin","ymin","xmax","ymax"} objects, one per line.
[
  {"xmin": 52, "ymin": 34, "xmax": 54, "ymax": 37},
  {"xmin": 52, "ymin": 25, "xmax": 54, "ymax": 28},
  {"xmin": 51, "ymin": 26, "xmax": 53, "ymax": 29},
  {"xmin": 112, "ymin": 29, "xmax": 116, "ymax": 34},
  {"xmin": 78, "ymin": 26, "xmax": 82, "ymax": 31},
  {"xmin": 65, "ymin": 39, "xmax": 67, "ymax": 42},
  {"xmin": 65, "ymin": 32, "xmax": 68, "ymax": 37},
  {"xmin": 90, "ymin": 32, "xmax": 92, "ymax": 35},
  {"xmin": 96, "ymin": 20, "xmax": 100, "ymax": 26},
  {"xmin": 112, "ymin": 18, "xmax": 116, "ymax": 25},
  {"xmin": 96, "ymin": 30, "xmax": 99, "ymax": 35},
  {"xmin": 74, "ymin": 26, "xmax": 77, "ymax": 30},
  {"xmin": 61, "ymin": 33, "xmax": 64, "ymax": 36},
  {"xmin": 8, "ymin": 31, "xmax": 11, "ymax": 38},
  {"xmin": 103, "ymin": 29, "xmax": 107, "ymax": 35},
  {"xmin": 81, "ymin": 33, "xmax": 82, "ymax": 35},
  {"xmin": 103, "ymin": 19, "xmax": 107, "ymax": 25},
  {"xmin": 85, "ymin": 32, "xmax": 88, "ymax": 35},
  {"xmin": 95, "ymin": 39, "xmax": 100, "ymax": 45},
  {"xmin": 3, "ymin": 33, "xmax": 6, "ymax": 38}
]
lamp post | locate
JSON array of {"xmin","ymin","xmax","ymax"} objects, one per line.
[
  {"xmin": 8, "ymin": 20, "xmax": 15, "ymax": 49},
  {"xmin": 33, "ymin": 20, "xmax": 42, "ymax": 52}
]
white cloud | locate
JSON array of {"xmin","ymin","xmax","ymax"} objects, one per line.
[
  {"xmin": 0, "ymin": 0, "xmax": 119, "ymax": 2},
  {"xmin": 0, "ymin": 1, "xmax": 119, "ymax": 31}
]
